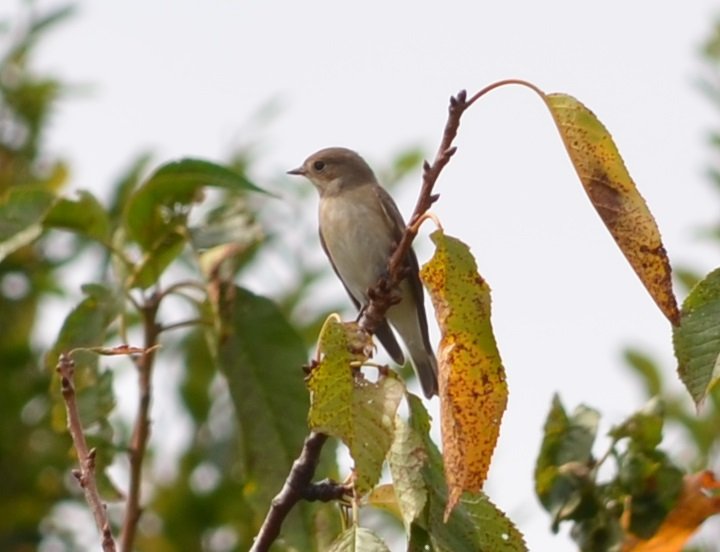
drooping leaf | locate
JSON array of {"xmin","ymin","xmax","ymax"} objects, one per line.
[
  {"xmin": 420, "ymin": 229, "xmax": 507, "ymax": 518},
  {"xmin": 406, "ymin": 395, "xmax": 526, "ymax": 552},
  {"xmin": 308, "ymin": 314, "xmax": 404, "ymax": 494},
  {"xmin": 672, "ymin": 267, "xmax": 720, "ymax": 405},
  {"xmin": 327, "ymin": 526, "xmax": 391, "ymax": 552},
  {"xmin": 387, "ymin": 414, "xmax": 428, "ymax": 530},
  {"xmin": 125, "ymin": 158, "xmax": 266, "ymax": 250},
  {"xmin": 122, "ymin": 159, "xmax": 266, "ymax": 288},
  {"xmin": 43, "ymin": 190, "xmax": 111, "ymax": 243},
  {"xmin": 216, "ymin": 285, "xmax": 332, "ymax": 550},
  {"xmin": 543, "ymin": 92, "xmax": 679, "ymax": 325},
  {"xmin": 0, "ymin": 186, "xmax": 56, "ymax": 261}
]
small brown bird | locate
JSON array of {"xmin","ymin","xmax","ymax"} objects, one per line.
[{"xmin": 288, "ymin": 147, "xmax": 438, "ymax": 398}]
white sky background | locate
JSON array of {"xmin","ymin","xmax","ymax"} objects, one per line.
[{"xmin": 9, "ymin": 0, "xmax": 720, "ymax": 550}]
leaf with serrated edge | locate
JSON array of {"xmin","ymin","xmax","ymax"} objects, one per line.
[
  {"xmin": 308, "ymin": 314, "xmax": 402, "ymax": 493},
  {"xmin": 544, "ymin": 93, "xmax": 679, "ymax": 325},
  {"xmin": 673, "ymin": 267, "xmax": 720, "ymax": 405},
  {"xmin": 327, "ymin": 526, "xmax": 391, "ymax": 552},
  {"xmin": 216, "ymin": 286, "xmax": 325, "ymax": 550},
  {"xmin": 388, "ymin": 413, "xmax": 428, "ymax": 530},
  {"xmin": 420, "ymin": 230, "xmax": 508, "ymax": 519},
  {"xmin": 406, "ymin": 395, "xmax": 527, "ymax": 551}
]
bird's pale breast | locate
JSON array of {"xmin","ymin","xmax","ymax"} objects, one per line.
[{"xmin": 319, "ymin": 187, "xmax": 393, "ymax": 303}]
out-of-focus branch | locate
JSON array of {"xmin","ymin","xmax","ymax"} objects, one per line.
[
  {"xmin": 56, "ymin": 354, "xmax": 117, "ymax": 552},
  {"xmin": 120, "ymin": 295, "xmax": 161, "ymax": 552}
]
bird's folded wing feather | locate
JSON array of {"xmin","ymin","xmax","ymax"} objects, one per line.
[{"xmin": 319, "ymin": 227, "xmax": 405, "ymax": 364}]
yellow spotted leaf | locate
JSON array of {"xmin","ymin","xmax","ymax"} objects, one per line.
[
  {"xmin": 622, "ymin": 471, "xmax": 720, "ymax": 552},
  {"xmin": 543, "ymin": 93, "xmax": 679, "ymax": 325},
  {"xmin": 307, "ymin": 314, "xmax": 404, "ymax": 494},
  {"xmin": 420, "ymin": 230, "xmax": 508, "ymax": 520}
]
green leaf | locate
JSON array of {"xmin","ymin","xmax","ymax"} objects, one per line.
[
  {"xmin": 189, "ymin": 198, "xmax": 263, "ymax": 250},
  {"xmin": 0, "ymin": 186, "xmax": 56, "ymax": 261},
  {"xmin": 47, "ymin": 282, "xmax": 122, "ymax": 470},
  {"xmin": 216, "ymin": 285, "xmax": 332, "ymax": 549},
  {"xmin": 387, "ymin": 414, "xmax": 428, "ymax": 531},
  {"xmin": 609, "ymin": 398, "xmax": 664, "ymax": 451},
  {"xmin": 308, "ymin": 314, "xmax": 404, "ymax": 494},
  {"xmin": 406, "ymin": 395, "xmax": 527, "ymax": 552},
  {"xmin": 46, "ymin": 283, "xmax": 123, "ymax": 377},
  {"xmin": 43, "ymin": 190, "xmax": 111, "ymax": 243},
  {"xmin": 534, "ymin": 395, "xmax": 599, "ymax": 525},
  {"xmin": 107, "ymin": 153, "xmax": 153, "ymax": 227},
  {"xmin": 126, "ymin": 231, "xmax": 186, "ymax": 289},
  {"xmin": 673, "ymin": 267, "xmax": 720, "ymax": 405},
  {"xmin": 618, "ymin": 449, "xmax": 683, "ymax": 538},
  {"xmin": 327, "ymin": 527, "xmax": 391, "ymax": 552},
  {"xmin": 124, "ymin": 158, "xmax": 266, "ymax": 250},
  {"xmin": 623, "ymin": 348, "xmax": 663, "ymax": 398},
  {"xmin": 122, "ymin": 159, "xmax": 266, "ymax": 288}
]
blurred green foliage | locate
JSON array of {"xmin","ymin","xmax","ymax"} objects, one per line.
[{"xmin": 0, "ymin": 5, "xmax": 79, "ymax": 550}]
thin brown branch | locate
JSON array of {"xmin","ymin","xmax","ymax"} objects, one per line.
[
  {"xmin": 56, "ymin": 354, "xmax": 117, "ymax": 552},
  {"xmin": 250, "ymin": 432, "xmax": 349, "ymax": 552},
  {"xmin": 359, "ymin": 89, "xmax": 472, "ymax": 334},
  {"xmin": 120, "ymin": 294, "xmax": 161, "ymax": 552}
]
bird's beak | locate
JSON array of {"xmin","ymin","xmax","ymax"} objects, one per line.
[{"xmin": 286, "ymin": 166, "xmax": 306, "ymax": 176}]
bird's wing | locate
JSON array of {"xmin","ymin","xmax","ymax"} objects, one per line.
[
  {"xmin": 319, "ymin": 227, "xmax": 405, "ymax": 365},
  {"xmin": 372, "ymin": 185, "xmax": 434, "ymax": 353}
]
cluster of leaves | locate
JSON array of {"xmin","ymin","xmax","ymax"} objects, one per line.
[
  {"xmin": 535, "ymin": 395, "xmax": 703, "ymax": 551},
  {"xmin": 303, "ymin": 231, "xmax": 523, "ymax": 550}
]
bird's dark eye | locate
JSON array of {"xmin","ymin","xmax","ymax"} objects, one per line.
[{"xmin": 313, "ymin": 160, "xmax": 325, "ymax": 171}]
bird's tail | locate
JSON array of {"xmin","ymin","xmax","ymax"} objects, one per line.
[{"xmin": 408, "ymin": 342, "xmax": 438, "ymax": 399}]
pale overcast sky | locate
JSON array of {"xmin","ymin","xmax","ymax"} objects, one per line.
[{"xmin": 8, "ymin": 1, "xmax": 720, "ymax": 549}]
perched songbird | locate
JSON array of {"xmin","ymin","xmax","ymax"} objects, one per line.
[{"xmin": 287, "ymin": 147, "xmax": 438, "ymax": 398}]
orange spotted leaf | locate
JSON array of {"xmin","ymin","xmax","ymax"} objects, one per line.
[
  {"xmin": 420, "ymin": 230, "xmax": 508, "ymax": 520},
  {"xmin": 543, "ymin": 93, "xmax": 679, "ymax": 325}
]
